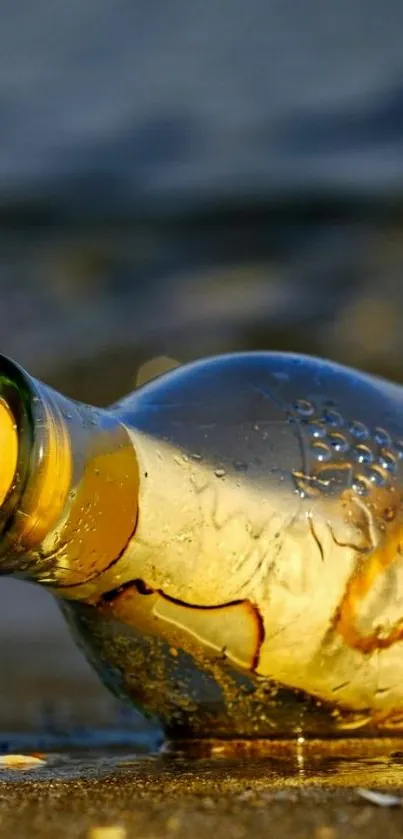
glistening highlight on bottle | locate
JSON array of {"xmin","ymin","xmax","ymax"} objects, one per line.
[{"xmin": 1, "ymin": 351, "xmax": 403, "ymax": 743}]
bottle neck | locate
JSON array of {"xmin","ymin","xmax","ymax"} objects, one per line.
[{"xmin": 0, "ymin": 355, "xmax": 139, "ymax": 588}]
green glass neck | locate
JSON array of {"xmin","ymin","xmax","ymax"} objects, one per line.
[{"xmin": 0, "ymin": 355, "xmax": 139, "ymax": 589}]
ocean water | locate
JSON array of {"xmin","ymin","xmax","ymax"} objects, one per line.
[{"xmin": 1, "ymin": 0, "xmax": 403, "ymax": 211}]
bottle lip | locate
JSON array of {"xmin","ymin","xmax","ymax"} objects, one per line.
[
  {"xmin": 0, "ymin": 353, "xmax": 54, "ymax": 561},
  {"xmin": 0, "ymin": 400, "xmax": 18, "ymax": 508}
]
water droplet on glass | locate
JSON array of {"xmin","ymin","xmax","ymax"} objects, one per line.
[
  {"xmin": 379, "ymin": 449, "xmax": 398, "ymax": 473},
  {"xmin": 322, "ymin": 408, "xmax": 344, "ymax": 428},
  {"xmin": 367, "ymin": 464, "xmax": 388, "ymax": 487},
  {"xmin": 310, "ymin": 441, "xmax": 332, "ymax": 462},
  {"xmin": 295, "ymin": 399, "xmax": 315, "ymax": 417},
  {"xmin": 349, "ymin": 420, "xmax": 369, "ymax": 440},
  {"xmin": 352, "ymin": 475, "xmax": 370, "ymax": 496},
  {"xmin": 327, "ymin": 431, "xmax": 350, "ymax": 453},
  {"xmin": 304, "ymin": 421, "xmax": 326, "ymax": 439},
  {"xmin": 374, "ymin": 427, "xmax": 392, "ymax": 447},
  {"xmin": 352, "ymin": 444, "xmax": 374, "ymax": 464}
]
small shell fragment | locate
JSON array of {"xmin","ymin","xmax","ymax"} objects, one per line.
[
  {"xmin": 0, "ymin": 753, "xmax": 46, "ymax": 770},
  {"xmin": 356, "ymin": 788, "xmax": 403, "ymax": 807},
  {"xmin": 87, "ymin": 828, "xmax": 126, "ymax": 839}
]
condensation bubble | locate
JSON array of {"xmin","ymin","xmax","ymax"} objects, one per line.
[
  {"xmin": 379, "ymin": 449, "xmax": 398, "ymax": 473},
  {"xmin": 374, "ymin": 427, "xmax": 392, "ymax": 447},
  {"xmin": 352, "ymin": 475, "xmax": 370, "ymax": 496},
  {"xmin": 352, "ymin": 444, "xmax": 374, "ymax": 464},
  {"xmin": 327, "ymin": 431, "xmax": 350, "ymax": 453},
  {"xmin": 349, "ymin": 420, "xmax": 369, "ymax": 440},
  {"xmin": 367, "ymin": 464, "xmax": 388, "ymax": 487},
  {"xmin": 304, "ymin": 421, "xmax": 326, "ymax": 439},
  {"xmin": 295, "ymin": 399, "xmax": 315, "ymax": 417},
  {"xmin": 310, "ymin": 441, "xmax": 332, "ymax": 462},
  {"xmin": 322, "ymin": 408, "xmax": 344, "ymax": 427},
  {"xmin": 215, "ymin": 468, "xmax": 226, "ymax": 478}
]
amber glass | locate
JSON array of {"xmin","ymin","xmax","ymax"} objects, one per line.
[
  {"xmin": 2, "ymin": 352, "xmax": 403, "ymax": 741},
  {"xmin": 0, "ymin": 355, "xmax": 139, "ymax": 587}
]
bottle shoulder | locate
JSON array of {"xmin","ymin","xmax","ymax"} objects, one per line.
[
  {"xmin": 111, "ymin": 351, "xmax": 403, "ymax": 434},
  {"xmin": 107, "ymin": 352, "xmax": 403, "ymax": 535}
]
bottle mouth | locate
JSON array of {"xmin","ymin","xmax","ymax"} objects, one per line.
[
  {"xmin": 0, "ymin": 353, "xmax": 139, "ymax": 589},
  {"xmin": 0, "ymin": 398, "xmax": 18, "ymax": 509},
  {"xmin": 0, "ymin": 353, "xmax": 72, "ymax": 570},
  {"xmin": 0, "ymin": 355, "xmax": 34, "ymax": 550}
]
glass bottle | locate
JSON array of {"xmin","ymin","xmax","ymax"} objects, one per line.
[{"xmin": 2, "ymin": 350, "xmax": 403, "ymax": 742}]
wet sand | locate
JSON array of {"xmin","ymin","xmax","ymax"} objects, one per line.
[{"xmin": 3, "ymin": 744, "xmax": 403, "ymax": 839}]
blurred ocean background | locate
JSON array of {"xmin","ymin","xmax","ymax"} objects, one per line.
[{"xmin": 2, "ymin": 0, "xmax": 403, "ymax": 733}]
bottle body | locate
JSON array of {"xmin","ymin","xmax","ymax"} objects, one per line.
[{"xmin": 3, "ymin": 352, "xmax": 403, "ymax": 739}]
